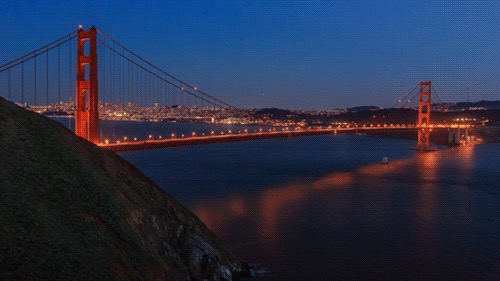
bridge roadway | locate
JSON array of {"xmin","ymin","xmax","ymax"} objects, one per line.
[{"xmin": 99, "ymin": 125, "xmax": 453, "ymax": 152}]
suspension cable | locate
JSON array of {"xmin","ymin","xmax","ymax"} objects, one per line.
[
  {"xmin": 97, "ymin": 29, "xmax": 236, "ymax": 109},
  {"xmin": 97, "ymin": 39, "xmax": 227, "ymax": 108},
  {"xmin": 0, "ymin": 30, "xmax": 77, "ymax": 71},
  {"xmin": 392, "ymin": 83, "xmax": 419, "ymax": 108},
  {"xmin": 431, "ymin": 85, "xmax": 443, "ymax": 104},
  {"xmin": 0, "ymin": 36, "xmax": 76, "ymax": 74}
]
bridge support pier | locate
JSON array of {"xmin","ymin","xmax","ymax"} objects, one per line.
[{"xmin": 448, "ymin": 128, "xmax": 472, "ymax": 145}]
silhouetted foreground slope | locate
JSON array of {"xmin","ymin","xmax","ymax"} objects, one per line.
[{"xmin": 0, "ymin": 97, "xmax": 243, "ymax": 280}]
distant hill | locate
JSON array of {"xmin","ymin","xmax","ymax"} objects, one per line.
[
  {"xmin": 0, "ymin": 97, "xmax": 243, "ymax": 280},
  {"xmin": 346, "ymin": 106, "xmax": 380, "ymax": 112},
  {"xmin": 254, "ymin": 107, "xmax": 294, "ymax": 117},
  {"xmin": 450, "ymin": 100, "xmax": 500, "ymax": 110}
]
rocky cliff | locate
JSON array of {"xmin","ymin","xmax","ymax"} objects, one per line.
[{"xmin": 0, "ymin": 97, "xmax": 243, "ymax": 280}]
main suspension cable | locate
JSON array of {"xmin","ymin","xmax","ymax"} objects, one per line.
[{"xmin": 97, "ymin": 29, "xmax": 236, "ymax": 109}]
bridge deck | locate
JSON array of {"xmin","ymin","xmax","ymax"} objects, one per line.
[{"xmin": 99, "ymin": 126, "xmax": 424, "ymax": 152}]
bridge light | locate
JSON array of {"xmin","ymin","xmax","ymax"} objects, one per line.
[
  {"xmin": 105, "ymin": 139, "xmax": 110, "ymax": 144},
  {"xmin": 211, "ymin": 131, "xmax": 215, "ymax": 135},
  {"xmin": 148, "ymin": 134, "xmax": 153, "ymax": 140},
  {"xmin": 171, "ymin": 133, "xmax": 176, "ymax": 138},
  {"xmin": 78, "ymin": 25, "xmax": 83, "ymax": 29},
  {"xmin": 181, "ymin": 134, "xmax": 185, "ymax": 137},
  {"xmin": 192, "ymin": 132, "xmax": 196, "ymax": 136},
  {"xmin": 159, "ymin": 135, "xmax": 162, "ymax": 139},
  {"xmin": 194, "ymin": 87, "xmax": 198, "ymax": 91},
  {"xmin": 123, "ymin": 136, "xmax": 128, "ymax": 141},
  {"xmin": 244, "ymin": 129, "xmax": 248, "ymax": 133},
  {"xmin": 228, "ymin": 130, "xmax": 232, "ymax": 134},
  {"xmin": 134, "ymin": 137, "xmax": 137, "ymax": 141}
]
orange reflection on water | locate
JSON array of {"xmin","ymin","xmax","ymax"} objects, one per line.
[
  {"xmin": 260, "ymin": 172, "xmax": 360, "ymax": 239},
  {"xmin": 416, "ymin": 151, "xmax": 438, "ymax": 181},
  {"xmin": 456, "ymin": 145, "xmax": 475, "ymax": 172},
  {"xmin": 358, "ymin": 158, "xmax": 413, "ymax": 176},
  {"xmin": 191, "ymin": 147, "xmax": 478, "ymax": 248},
  {"xmin": 414, "ymin": 151, "xmax": 440, "ymax": 262},
  {"xmin": 193, "ymin": 195, "xmax": 248, "ymax": 230},
  {"xmin": 312, "ymin": 172, "xmax": 354, "ymax": 190},
  {"xmin": 260, "ymin": 183, "xmax": 305, "ymax": 239}
]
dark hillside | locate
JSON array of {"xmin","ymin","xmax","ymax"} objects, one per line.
[{"xmin": 0, "ymin": 97, "xmax": 242, "ymax": 280}]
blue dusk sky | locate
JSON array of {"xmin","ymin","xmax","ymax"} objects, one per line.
[{"xmin": 0, "ymin": 1, "xmax": 498, "ymax": 109}]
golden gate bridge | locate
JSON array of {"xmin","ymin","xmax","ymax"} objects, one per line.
[{"xmin": 0, "ymin": 26, "xmax": 472, "ymax": 152}]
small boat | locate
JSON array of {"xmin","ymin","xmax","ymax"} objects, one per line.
[{"xmin": 382, "ymin": 157, "xmax": 389, "ymax": 164}]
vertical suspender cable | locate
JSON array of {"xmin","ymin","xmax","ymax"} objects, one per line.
[
  {"xmin": 7, "ymin": 69, "xmax": 11, "ymax": 100},
  {"xmin": 135, "ymin": 63, "xmax": 138, "ymax": 105},
  {"xmin": 46, "ymin": 51, "xmax": 49, "ymax": 108},
  {"xmin": 127, "ymin": 56, "xmax": 131, "ymax": 104},
  {"xmin": 34, "ymin": 56, "xmax": 37, "ymax": 108},
  {"xmin": 68, "ymin": 39, "xmax": 72, "ymax": 103},
  {"xmin": 69, "ymin": 39, "xmax": 73, "ymax": 130},
  {"xmin": 58, "ymin": 46, "xmax": 61, "ymax": 103},
  {"xmin": 21, "ymin": 63, "xmax": 24, "ymax": 105},
  {"xmin": 102, "ymin": 36, "xmax": 106, "ymax": 111},
  {"xmin": 111, "ymin": 41, "xmax": 115, "ymax": 104},
  {"xmin": 119, "ymin": 45, "xmax": 122, "ymax": 103}
]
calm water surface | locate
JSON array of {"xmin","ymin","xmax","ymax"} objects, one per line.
[{"xmin": 56, "ymin": 119, "xmax": 500, "ymax": 279}]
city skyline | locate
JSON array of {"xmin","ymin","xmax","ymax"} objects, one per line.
[{"xmin": 0, "ymin": 1, "xmax": 498, "ymax": 109}]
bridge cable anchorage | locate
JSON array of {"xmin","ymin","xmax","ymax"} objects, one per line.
[
  {"xmin": 96, "ymin": 29, "xmax": 237, "ymax": 109},
  {"xmin": 97, "ymin": 39, "xmax": 231, "ymax": 109}
]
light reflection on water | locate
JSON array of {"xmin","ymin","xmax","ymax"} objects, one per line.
[
  {"xmin": 118, "ymin": 131, "xmax": 499, "ymax": 280},
  {"xmin": 190, "ymin": 145, "xmax": 499, "ymax": 280}
]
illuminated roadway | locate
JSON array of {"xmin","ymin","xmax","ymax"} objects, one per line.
[{"xmin": 99, "ymin": 124, "xmax": 472, "ymax": 152}]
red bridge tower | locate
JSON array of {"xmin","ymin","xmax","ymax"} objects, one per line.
[
  {"xmin": 416, "ymin": 81, "xmax": 432, "ymax": 151},
  {"xmin": 75, "ymin": 26, "xmax": 99, "ymax": 144}
]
